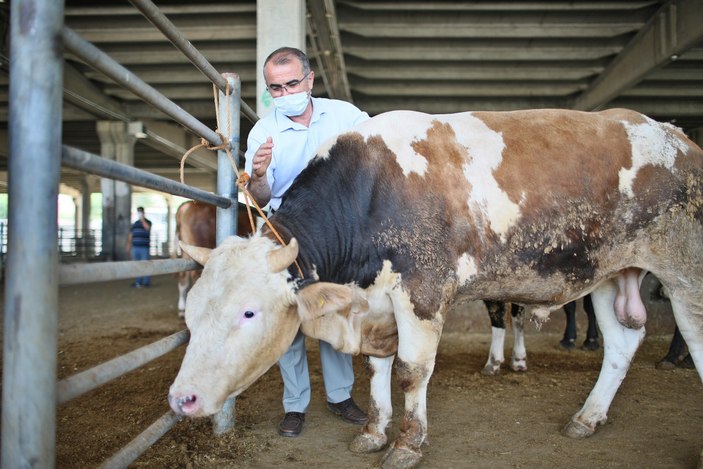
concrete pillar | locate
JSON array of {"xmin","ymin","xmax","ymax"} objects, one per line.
[
  {"xmin": 256, "ymin": 0, "xmax": 306, "ymax": 117},
  {"xmin": 114, "ymin": 126, "xmax": 136, "ymax": 260},
  {"xmin": 96, "ymin": 121, "xmax": 136, "ymax": 261},
  {"xmin": 97, "ymin": 121, "xmax": 116, "ymax": 260}
]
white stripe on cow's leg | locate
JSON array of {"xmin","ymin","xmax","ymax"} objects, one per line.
[
  {"xmin": 510, "ymin": 306, "xmax": 527, "ymax": 372},
  {"xmin": 482, "ymin": 326, "xmax": 506, "ymax": 375},
  {"xmin": 177, "ymin": 273, "xmax": 191, "ymax": 318},
  {"xmin": 350, "ymin": 355, "xmax": 394, "ymax": 454},
  {"xmin": 563, "ymin": 279, "xmax": 645, "ymax": 438}
]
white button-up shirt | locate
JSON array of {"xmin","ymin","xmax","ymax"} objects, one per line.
[{"xmin": 244, "ymin": 97, "xmax": 370, "ymax": 211}]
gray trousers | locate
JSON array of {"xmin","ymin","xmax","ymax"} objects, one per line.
[{"xmin": 278, "ymin": 330, "xmax": 354, "ymax": 413}]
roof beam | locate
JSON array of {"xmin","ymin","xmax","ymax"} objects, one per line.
[
  {"xmin": 133, "ymin": 120, "xmax": 218, "ymax": 172},
  {"xmin": 307, "ymin": 0, "xmax": 352, "ymax": 101},
  {"xmin": 573, "ymin": 0, "xmax": 703, "ymax": 110},
  {"xmin": 63, "ymin": 61, "xmax": 131, "ymax": 121}
]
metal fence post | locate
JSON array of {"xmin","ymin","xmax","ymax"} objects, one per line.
[
  {"xmin": 216, "ymin": 73, "xmax": 242, "ymax": 246},
  {"xmin": 3, "ymin": 0, "xmax": 64, "ymax": 467},
  {"xmin": 212, "ymin": 73, "xmax": 242, "ymax": 434}
]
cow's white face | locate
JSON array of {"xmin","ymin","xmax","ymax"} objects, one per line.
[
  {"xmin": 168, "ymin": 235, "xmax": 300, "ymax": 417},
  {"xmin": 168, "ymin": 234, "xmax": 359, "ymax": 417}
]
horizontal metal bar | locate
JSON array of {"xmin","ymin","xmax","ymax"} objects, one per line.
[
  {"xmin": 57, "ymin": 330, "xmax": 189, "ymax": 405},
  {"xmin": 61, "ymin": 145, "xmax": 232, "ymax": 208},
  {"xmin": 98, "ymin": 410, "xmax": 183, "ymax": 469},
  {"xmin": 59, "ymin": 258, "xmax": 200, "ymax": 285},
  {"xmin": 61, "ymin": 26, "xmax": 224, "ymax": 146},
  {"xmin": 128, "ymin": 0, "xmax": 258, "ymax": 124}
]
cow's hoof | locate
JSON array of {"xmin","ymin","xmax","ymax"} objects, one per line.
[
  {"xmin": 656, "ymin": 358, "xmax": 677, "ymax": 370},
  {"xmin": 681, "ymin": 354, "xmax": 696, "ymax": 369},
  {"xmin": 178, "ymin": 310, "xmax": 185, "ymax": 319},
  {"xmin": 559, "ymin": 338, "xmax": 576, "ymax": 350},
  {"xmin": 581, "ymin": 339, "xmax": 600, "ymax": 351},
  {"xmin": 510, "ymin": 357, "xmax": 527, "ymax": 372},
  {"xmin": 350, "ymin": 432, "xmax": 386, "ymax": 453},
  {"xmin": 561, "ymin": 418, "xmax": 596, "ymax": 438},
  {"xmin": 481, "ymin": 364, "xmax": 501, "ymax": 376},
  {"xmin": 380, "ymin": 446, "xmax": 422, "ymax": 469}
]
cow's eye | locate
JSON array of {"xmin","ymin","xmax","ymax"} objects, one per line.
[{"xmin": 244, "ymin": 310, "xmax": 255, "ymax": 319}]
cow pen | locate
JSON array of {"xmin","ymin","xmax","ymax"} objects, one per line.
[
  {"xmin": 4, "ymin": 0, "xmax": 256, "ymax": 467},
  {"xmin": 5, "ymin": 2, "xmax": 703, "ymax": 468}
]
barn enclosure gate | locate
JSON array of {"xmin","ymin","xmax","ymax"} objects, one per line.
[{"xmin": 3, "ymin": 0, "xmax": 257, "ymax": 466}]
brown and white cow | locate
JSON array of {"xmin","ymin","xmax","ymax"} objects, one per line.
[
  {"xmin": 175, "ymin": 201, "xmax": 255, "ymax": 317},
  {"xmin": 169, "ymin": 109, "xmax": 703, "ymax": 468}
]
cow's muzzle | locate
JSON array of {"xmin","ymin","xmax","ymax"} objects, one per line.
[{"xmin": 168, "ymin": 392, "xmax": 199, "ymax": 416}]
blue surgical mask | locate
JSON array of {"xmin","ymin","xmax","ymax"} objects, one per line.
[{"xmin": 273, "ymin": 91, "xmax": 310, "ymax": 117}]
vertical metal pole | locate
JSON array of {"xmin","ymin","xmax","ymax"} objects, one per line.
[
  {"xmin": 212, "ymin": 73, "xmax": 241, "ymax": 434},
  {"xmin": 215, "ymin": 73, "xmax": 241, "ymax": 246},
  {"xmin": 3, "ymin": 0, "xmax": 64, "ymax": 467}
]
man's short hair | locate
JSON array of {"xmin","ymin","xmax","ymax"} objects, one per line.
[{"xmin": 264, "ymin": 47, "xmax": 311, "ymax": 76}]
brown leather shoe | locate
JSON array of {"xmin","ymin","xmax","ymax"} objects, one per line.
[
  {"xmin": 278, "ymin": 412, "xmax": 305, "ymax": 437},
  {"xmin": 326, "ymin": 398, "xmax": 368, "ymax": 425}
]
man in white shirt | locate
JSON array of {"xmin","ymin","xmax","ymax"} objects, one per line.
[{"xmin": 245, "ymin": 47, "xmax": 370, "ymax": 437}]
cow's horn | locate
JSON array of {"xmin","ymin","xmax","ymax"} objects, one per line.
[
  {"xmin": 179, "ymin": 240, "xmax": 212, "ymax": 266},
  {"xmin": 267, "ymin": 238, "xmax": 299, "ymax": 273}
]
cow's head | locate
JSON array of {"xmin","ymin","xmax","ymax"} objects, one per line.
[{"xmin": 168, "ymin": 234, "xmax": 359, "ymax": 417}]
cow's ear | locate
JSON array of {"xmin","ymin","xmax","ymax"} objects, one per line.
[
  {"xmin": 179, "ymin": 241, "xmax": 212, "ymax": 266},
  {"xmin": 267, "ymin": 238, "xmax": 299, "ymax": 273},
  {"xmin": 296, "ymin": 282, "xmax": 362, "ymax": 322}
]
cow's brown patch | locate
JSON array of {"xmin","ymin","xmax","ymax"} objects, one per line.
[
  {"xmin": 359, "ymin": 124, "xmax": 479, "ymax": 321},
  {"xmin": 361, "ymin": 319, "xmax": 398, "ymax": 357},
  {"xmin": 480, "ymin": 109, "xmax": 633, "ymax": 214}
]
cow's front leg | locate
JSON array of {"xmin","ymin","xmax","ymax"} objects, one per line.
[
  {"xmin": 562, "ymin": 279, "xmax": 644, "ymax": 438},
  {"xmin": 350, "ymin": 355, "xmax": 394, "ymax": 453},
  {"xmin": 380, "ymin": 308, "xmax": 442, "ymax": 469}
]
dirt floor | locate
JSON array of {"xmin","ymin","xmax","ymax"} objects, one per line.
[{"xmin": 24, "ymin": 275, "xmax": 703, "ymax": 468}]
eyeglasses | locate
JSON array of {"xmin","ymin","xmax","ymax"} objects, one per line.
[{"xmin": 266, "ymin": 72, "xmax": 310, "ymax": 94}]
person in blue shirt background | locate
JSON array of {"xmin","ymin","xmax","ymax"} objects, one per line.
[{"xmin": 127, "ymin": 206, "xmax": 152, "ymax": 287}]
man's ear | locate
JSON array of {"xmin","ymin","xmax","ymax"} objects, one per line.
[
  {"xmin": 296, "ymin": 282, "xmax": 368, "ymax": 322},
  {"xmin": 179, "ymin": 241, "xmax": 212, "ymax": 266}
]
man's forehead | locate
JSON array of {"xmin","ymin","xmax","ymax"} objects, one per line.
[{"xmin": 265, "ymin": 60, "xmax": 302, "ymax": 77}]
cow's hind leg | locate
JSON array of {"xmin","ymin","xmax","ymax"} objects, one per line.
[
  {"xmin": 510, "ymin": 304, "xmax": 527, "ymax": 372},
  {"xmin": 665, "ymin": 283, "xmax": 703, "ymax": 381},
  {"xmin": 582, "ymin": 294, "xmax": 600, "ymax": 351},
  {"xmin": 559, "ymin": 301, "xmax": 578, "ymax": 350},
  {"xmin": 350, "ymin": 355, "xmax": 394, "ymax": 453},
  {"xmin": 483, "ymin": 300, "xmax": 508, "ymax": 375},
  {"xmin": 562, "ymin": 279, "xmax": 645, "ymax": 438}
]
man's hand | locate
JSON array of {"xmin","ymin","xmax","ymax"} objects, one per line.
[{"xmin": 252, "ymin": 137, "xmax": 273, "ymax": 178}]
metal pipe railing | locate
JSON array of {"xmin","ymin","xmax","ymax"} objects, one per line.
[
  {"xmin": 59, "ymin": 258, "xmax": 199, "ymax": 285},
  {"xmin": 57, "ymin": 330, "xmax": 190, "ymax": 405},
  {"xmin": 128, "ymin": 0, "xmax": 258, "ymax": 124},
  {"xmin": 98, "ymin": 411, "xmax": 183, "ymax": 469},
  {"xmin": 3, "ymin": 0, "xmax": 63, "ymax": 466},
  {"xmin": 62, "ymin": 145, "xmax": 232, "ymax": 208},
  {"xmin": 62, "ymin": 26, "xmax": 224, "ymax": 147}
]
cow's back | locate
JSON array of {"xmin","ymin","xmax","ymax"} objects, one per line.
[
  {"xmin": 176, "ymin": 201, "xmax": 216, "ymax": 252},
  {"xmin": 277, "ymin": 109, "xmax": 703, "ymax": 315}
]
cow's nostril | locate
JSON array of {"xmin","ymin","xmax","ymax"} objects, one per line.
[{"xmin": 178, "ymin": 394, "xmax": 198, "ymax": 414}]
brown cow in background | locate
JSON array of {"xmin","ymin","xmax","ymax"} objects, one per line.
[{"xmin": 175, "ymin": 201, "xmax": 256, "ymax": 317}]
